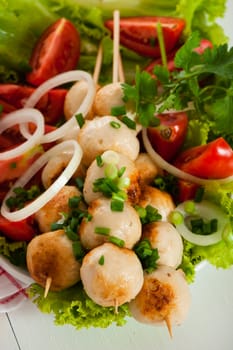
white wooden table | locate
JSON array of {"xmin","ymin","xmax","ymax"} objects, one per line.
[{"xmin": 1, "ymin": 264, "xmax": 233, "ymax": 350}]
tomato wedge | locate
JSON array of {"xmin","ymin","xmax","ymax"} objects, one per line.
[
  {"xmin": 0, "ymin": 84, "xmax": 67, "ymax": 124},
  {"xmin": 0, "ymin": 215, "xmax": 36, "ymax": 241},
  {"xmin": 147, "ymin": 112, "xmax": 188, "ymax": 161},
  {"xmin": 26, "ymin": 18, "xmax": 80, "ymax": 86},
  {"xmin": 0, "ymin": 145, "xmax": 43, "ymax": 184},
  {"xmin": 174, "ymin": 137, "xmax": 233, "ymax": 179},
  {"xmin": 105, "ymin": 17, "xmax": 185, "ymax": 58}
]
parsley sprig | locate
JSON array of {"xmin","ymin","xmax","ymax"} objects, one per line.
[{"xmin": 121, "ymin": 31, "xmax": 233, "ymax": 145}]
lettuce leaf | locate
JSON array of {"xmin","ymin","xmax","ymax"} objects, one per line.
[
  {"xmin": 176, "ymin": 0, "xmax": 227, "ymax": 44},
  {"xmin": 0, "ymin": 235, "xmax": 27, "ymax": 267},
  {"xmin": 28, "ymin": 282, "xmax": 130, "ymax": 329}
]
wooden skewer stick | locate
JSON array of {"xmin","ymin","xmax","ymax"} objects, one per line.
[
  {"xmin": 165, "ymin": 316, "xmax": 173, "ymax": 338},
  {"xmin": 93, "ymin": 43, "xmax": 103, "ymax": 85},
  {"xmin": 44, "ymin": 277, "xmax": 52, "ymax": 298},
  {"xmin": 114, "ymin": 298, "xmax": 119, "ymax": 314},
  {"xmin": 112, "ymin": 10, "xmax": 120, "ymax": 83},
  {"xmin": 118, "ymin": 51, "xmax": 125, "ymax": 83}
]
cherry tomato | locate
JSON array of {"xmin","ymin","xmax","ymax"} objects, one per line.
[
  {"xmin": 0, "ymin": 215, "xmax": 36, "ymax": 241},
  {"xmin": 173, "ymin": 137, "xmax": 233, "ymax": 179},
  {"xmin": 193, "ymin": 39, "xmax": 213, "ymax": 54},
  {"xmin": 105, "ymin": 17, "xmax": 185, "ymax": 58},
  {"xmin": 176, "ymin": 180, "xmax": 200, "ymax": 203},
  {"xmin": 26, "ymin": 18, "xmax": 80, "ymax": 86},
  {"xmin": 0, "ymin": 145, "xmax": 44, "ymax": 184},
  {"xmin": 0, "ymin": 99, "xmax": 16, "ymax": 116},
  {"xmin": 145, "ymin": 51, "xmax": 177, "ymax": 76},
  {"xmin": 0, "ymin": 84, "xmax": 67, "ymax": 124},
  {"xmin": 147, "ymin": 112, "xmax": 188, "ymax": 161}
]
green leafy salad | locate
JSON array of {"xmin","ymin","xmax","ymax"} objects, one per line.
[{"xmin": 0, "ymin": 0, "xmax": 233, "ymax": 331}]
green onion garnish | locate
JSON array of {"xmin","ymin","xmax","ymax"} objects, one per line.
[
  {"xmin": 108, "ymin": 235, "xmax": 125, "ymax": 247},
  {"xmin": 122, "ymin": 116, "xmax": 136, "ymax": 130},
  {"xmin": 110, "ymin": 121, "xmax": 121, "ymax": 129},
  {"xmin": 111, "ymin": 105, "xmax": 126, "ymax": 116},
  {"xmin": 96, "ymin": 155, "xmax": 104, "ymax": 167},
  {"xmin": 94, "ymin": 227, "xmax": 111, "ymax": 235},
  {"xmin": 75, "ymin": 113, "xmax": 85, "ymax": 128},
  {"xmin": 98, "ymin": 255, "xmax": 105, "ymax": 265}
]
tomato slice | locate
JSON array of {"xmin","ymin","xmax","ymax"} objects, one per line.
[
  {"xmin": 26, "ymin": 18, "xmax": 80, "ymax": 86},
  {"xmin": 0, "ymin": 145, "xmax": 44, "ymax": 183},
  {"xmin": 0, "ymin": 215, "xmax": 36, "ymax": 241},
  {"xmin": 147, "ymin": 112, "xmax": 188, "ymax": 161},
  {"xmin": 173, "ymin": 137, "xmax": 233, "ymax": 179},
  {"xmin": 0, "ymin": 84, "xmax": 67, "ymax": 124},
  {"xmin": 105, "ymin": 16, "xmax": 185, "ymax": 58},
  {"xmin": 193, "ymin": 39, "xmax": 213, "ymax": 54}
]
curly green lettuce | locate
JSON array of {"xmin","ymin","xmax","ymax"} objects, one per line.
[{"xmin": 28, "ymin": 282, "xmax": 130, "ymax": 329}]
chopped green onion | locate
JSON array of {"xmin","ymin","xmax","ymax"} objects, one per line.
[
  {"xmin": 117, "ymin": 176, "xmax": 130, "ymax": 190},
  {"xmin": 108, "ymin": 235, "xmax": 125, "ymax": 247},
  {"xmin": 65, "ymin": 226, "xmax": 78, "ymax": 241},
  {"xmin": 169, "ymin": 211, "xmax": 184, "ymax": 225},
  {"xmin": 111, "ymin": 105, "xmax": 126, "ymax": 116},
  {"xmin": 68, "ymin": 196, "xmax": 82, "ymax": 208},
  {"xmin": 50, "ymin": 222, "xmax": 64, "ymax": 231},
  {"xmin": 134, "ymin": 239, "xmax": 159, "ymax": 273},
  {"xmin": 194, "ymin": 186, "xmax": 205, "ymax": 202},
  {"xmin": 110, "ymin": 121, "xmax": 121, "ymax": 129},
  {"xmin": 72, "ymin": 241, "xmax": 85, "ymax": 261},
  {"xmin": 111, "ymin": 199, "xmax": 124, "ymax": 212},
  {"xmin": 75, "ymin": 177, "xmax": 84, "ymax": 191},
  {"xmin": 75, "ymin": 113, "xmax": 85, "ymax": 128},
  {"xmin": 122, "ymin": 116, "xmax": 136, "ymax": 130},
  {"xmin": 94, "ymin": 227, "xmax": 110, "ymax": 235},
  {"xmin": 118, "ymin": 166, "xmax": 126, "ymax": 178},
  {"xmin": 184, "ymin": 201, "xmax": 196, "ymax": 214},
  {"xmin": 135, "ymin": 205, "xmax": 147, "ymax": 219},
  {"xmin": 96, "ymin": 155, "xmax": 104, "ymax": 167},
  {"xmin": 104, "ymin": 163, "xmax": 118, "ymax": 180},
  {"xmin": 98, "ymin": 255, "xmax": 105, "ymax": 265}
]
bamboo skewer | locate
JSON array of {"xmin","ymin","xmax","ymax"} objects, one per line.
[
  {"xmin": 44, "ymin": 277, "xmax": 52, "ymax": 298},
  {"xmin": 93, "ymin": 43, "xmax": 103, "ymax": 85},
  {"xmin": 112, "ymin": 10, "xmax": 120, "ymax": 83}
]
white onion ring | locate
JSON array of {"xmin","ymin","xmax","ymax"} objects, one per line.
[
  {"xmin": 142, "ymin": 127, "xmax": 233, "ymax": 185},
  {"xmin": 174, "ymin": 200, "xmax": 229, "ymax": 246},
  {"xmin": 1, "ymin": 140, "xmax": 83, "ymax": 221},
  {"xmin": 0, "ymin": 108, "xmax": 44, "ymax": 160},
  {"xmin": 20, "ymin": 70, "xmax": 95, "ymax": 143}
]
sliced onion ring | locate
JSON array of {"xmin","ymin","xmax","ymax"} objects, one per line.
[
  {"xmin": 142, "ymin": 127, "xmax": 233, "ymax": 185},
  {"xmin": 0, "ymin": 108, "xmax": 44, "ymax": 160},
  {"xmin": 20, "ymin": 70, "xmax": 95, "ymax": 144},
  {"xmin": 173, "ymin": 200, "xmax": 229, "ymax": 246},
  {"xmin": 1, "ymin": 140, "xmax": 83, "ymax": 221}
]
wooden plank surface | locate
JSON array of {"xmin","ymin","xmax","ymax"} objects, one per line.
[
  {"xmin": 5, "ymin": 264, "xmax": 233, "ymax": 350},
  {"xmin": 0, "ymin": 313, "xmax": 19, "ymax": 350}
]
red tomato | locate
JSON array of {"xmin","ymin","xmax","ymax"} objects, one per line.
[
  {"xmin": 0, "ymin": 99, "xmax": 16, "ymax": 116},
  {"xmin": 173, "ymin": 137, "xmax": 233, "ymax": 179},
  {"xmin": 194, "ymin": 39, "xmax": 213, "ymax": 54},
  {"xmin": 26, "ymin": 18, "xmax": 80, "ymax": 86},
  {"xmin": 176, "ymin": 180, "xmax": 200, "ymax": 203},
  {"xmin": 145, "ymin": 51, "xmax": 177, "ymax": 76},
  {"xmin": 105, "ymin": 17, "xmax": 185, "ymax": 58},
  {"xmin": 147, "ymin": 112, "xmax": 188, "ymax": 161},
  {"xmin": 0, "ymin": 84, "xmax": 67, "ymax": 124},
  {"xmin": 0, "ymin": 145, "xmax": 44, "ymax": 183},
  {"xmin": 0, "ymin": 215, "xmax": 36, "ymax": 241}
]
